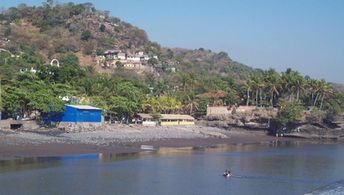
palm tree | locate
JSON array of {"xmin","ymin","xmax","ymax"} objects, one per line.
[
  {"xmin": 281, "ymin": 68, "xmax": 294, "ymax": 101},
  {"xmin": 250, "ymin": 74, "xmax": 264, "ymax": 106},
  {"xmin": 184, "ymin": 95, "xmax": 199, "ymax": 116},
  {"xmin": 249, "ymin": 76, "xmax": 259, "ymax": 106},
  {"xmin": 316, "ymin": 80, "xmax": 333, "ymax": 110},
  {"xmin": 294, "ymin": 73, "xmax": 305, "ymax": 101},
  {"xmin": 313, "ymin": 79, "xmax": 325, "ymax": 107},
  {"xmin": 179, "ymin": 73, "xmax": 190, "ymax": 92},
  {"xmin": 263, "ymin": 69, "xmax": 281, "ymax": 107},
  {"xmin": 244, "ymin": 79, "xmax": 254, "ymax": 106},
  {"xmin": 307, "ymin": 78, "xmax": 318, "ymax": 106}
]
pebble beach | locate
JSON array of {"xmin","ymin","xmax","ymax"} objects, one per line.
[{"xmin": 0, "ymin": 125, "xmax": 301, "ymax": 159}]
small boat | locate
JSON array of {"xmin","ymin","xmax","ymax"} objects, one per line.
[
  {"xmin": 223, "ymin": 170, "xmax": 232, "ymax": 177},
  {"xmin": 140, "ymin": 145, "xmax": 155, "ymax": 150}
]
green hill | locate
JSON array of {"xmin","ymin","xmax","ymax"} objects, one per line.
[{"xmin": 0, "ymin": 1, "xmax": 256, "ymax": 82}]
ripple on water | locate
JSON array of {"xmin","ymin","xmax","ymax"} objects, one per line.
[{"xmin": 306, "ymin": 180, "xmax": 344, "ymax": 195}]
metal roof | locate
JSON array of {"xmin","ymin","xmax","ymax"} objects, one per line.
[
  {"xmin": 67, "ymin": 105, "xmax": 102, "ymax": 110},
  {"xmin": 161, "ymin": 114, "xmax": 195, "ymax": 120},
  {"xmin": 137, "ymin": 113, "xmax": 194, "ymax": 120}
]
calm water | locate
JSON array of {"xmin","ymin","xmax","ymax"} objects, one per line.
[{"xmin": 1, "ymin": 142, "xmax": 344, "ymax": 195}]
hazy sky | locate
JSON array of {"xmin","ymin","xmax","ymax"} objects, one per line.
[{"xmin": 3, "ymin": 0, "xmax": 344, "ymax": 83}]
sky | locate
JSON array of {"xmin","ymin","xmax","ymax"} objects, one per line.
[{"xmin": 2, "ymin": 0, "xmax": 344, "ymax": 83}]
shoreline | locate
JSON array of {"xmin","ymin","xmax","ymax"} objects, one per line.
[{"xmin": 0, "ymin": 125, "xmax": 341, "ymax": 159}]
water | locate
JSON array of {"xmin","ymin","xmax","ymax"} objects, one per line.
[{"xmin": 1, "ymin": 142, "xmax": 344, "ymax": 195}]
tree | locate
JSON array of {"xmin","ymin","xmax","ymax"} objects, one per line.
[
  {"xmin": 263, "ymin": 69, "xmax": 281, "ymax": 106},
  {"xmin": 184, "ymin": 95, "xmax": 199, "ymax": 116},
  {"xmin": 4, "ymin": 26, "xmax": 11, "ymax": 37},
  {"xmin": 108, "ymin": 96, "xmax": 139, "ymax": 122},
  {"xmin": 154, "ymin": 81, "xmax": 168, "ymax": 96},
  {"xmin": 145, "ymin": 73, "xmax": 156, "ymax": 87},
  {"xmin": 46, "ymin": 0, "xmax": 55, "ymax": 7},
  {"xmin": 141, "ymin": 96, "xmax": 181, "ymax": 114},
  {"xmin": 195, "ymin": 97, "xmax": 208, "ymax": 117},
  {"xmin": 294, "ymin": 73, "xmax": 305, "ymax": 101},
  {"xmin": 178, "ymin": 73, "xmax": 196, "ymax": 92},
  {"xmin": 217, "ymin": 51, "xmax": 229, "ymax": 59},
  {"xmin": 147, "ymin": 58, "xmax": 158, "ymax": 67},
  {"xmin": 2, "ymin": 86, "xmax": 27, "ymax": 115},
  {"xmin": 115, "ymin": 61, "xmax": 124, "ymax": 69},
  {"xmin": 248, "ymin": 74, "xmax": 265, "ymax": 106},
  {"xmin": 244, "ymin": 79, "xmax": 253, "ymax": 106},
  {"xmin": 56, "ymin": 53, "xmax": 83, "ymax": 83},
  {"xmin": 83, "ymin": 42, "xmax": 94, "ymax": 55},
  {"xmin": 96, "ymin": 48, "xmax": 104, "ymax": 56},
  {"xmin": 316, "ymin": 80, "xmax": 333, "ymax": 110},
  {"xmin": 277, "ymin": 101, "xmax": 303, "ymax": 126},
  {"xmin": 281, "ymin": 68, "xmax": 304, "ymax": 102},
  {"xmin": 89, "ymin": 96, "xmax": 108, "ymax": 111},
  {"xmin": 28, "ymin": 88, "xmax": 65, "ymax": 113},
  {"xmin": 114, "ymin": 82, "xmax": 144, "ymax": 103},
  {"xmin": 99, "ymin": 24, "xmax": 106, "ymax": 32},
  {"xmin": 60, "ymin": 52, "xmax": 79, "ymax": 67},
  {"xmin": 323, "ymin": 92, "xmax": 344, "ymax": 115},
  {"xmin": 81, "ymin": 30, "xmax": 92, "ymax": 41}
]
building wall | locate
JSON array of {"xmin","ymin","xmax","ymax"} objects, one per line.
[
  {"xmin": 206, "ymin": 106, "xmax": 231, "ymax": 116},
  {"xmin": 43, "ymin": 106, "xmax": 102, "ymax": 124},
  {"xmin": 206, "ymin": 106, "xmax": 259, "ymax": 116},
  {"xmin": 179, "ymin": 121, "xmax": 195, "ymax": 125},
  {"xmin": 160, "ymin": 120, "xmax": 195, "ymax": 126},
  {"xmin": 161, "ymin": 121, "xmax": 179, "ymax": 126},
  {"xmin": 142, "ymin": 121, "xmax": 157, "ymax": 126},
  {"xmin": 235, "ymin": 106, "xmax": 256, "ymax": 114}
]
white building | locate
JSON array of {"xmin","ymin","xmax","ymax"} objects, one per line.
[
  {"xmin": 127, "ymin": 54, "xmax": 141, "ymax": 62},
  {"xmin": 117, "ymin": 52, "xmax": 126, "ymax": 60}
]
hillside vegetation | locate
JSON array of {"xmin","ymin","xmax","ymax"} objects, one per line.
[
  {"xmin": 0, "ymin": 1, "xmax": 254, "ymax": 81},
  {"xmin": 0, "ymin": 1, "xmax": 343, "ymax": 125}
]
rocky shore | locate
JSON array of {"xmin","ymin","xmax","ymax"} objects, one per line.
[
  {"xmin": 1, "ymin": 123, "xmax": 343, "ymax": 159},
  {"xmin": 0, "ymin": 124, "xmax": 297, "ymax": 158},
  {"xmin": 0, "ymin": 125, "xmax": 230, "ymax": 146}
]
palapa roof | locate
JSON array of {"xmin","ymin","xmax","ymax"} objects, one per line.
[{"xmin": 137, "ymin": 113, "xmax": 154, "ymax": 119}]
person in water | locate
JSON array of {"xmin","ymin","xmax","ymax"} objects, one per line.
[{"xmin": 223, "ymin": 170, "xmax": 231, "ymax": 177}]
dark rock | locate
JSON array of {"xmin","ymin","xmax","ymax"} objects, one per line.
[{"xmin": 283, "ymin": 124, "xmax": 344, "ymax": 139}]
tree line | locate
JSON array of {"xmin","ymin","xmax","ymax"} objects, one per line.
[{"xmin": 1, "ymin": 51, "xmax": 343, "ymax": 123}]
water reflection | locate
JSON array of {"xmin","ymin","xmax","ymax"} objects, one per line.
[
  {"xmin": 0, "ymin": 141, "xmax": 317, "ymax": 170},
  {"xmin": 1, "ymin": 142, "xmax": 344, "ymax": 195},
  {"xmin": 0, "ymin": 156, "xmax": 62, "ymax": 172}
]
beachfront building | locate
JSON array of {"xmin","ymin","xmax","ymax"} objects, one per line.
[
  {"xmin": 206, "ymin": 106, "xmax": 232, "ymax": 116},
  {"xmin": 43, "ymin": 105, "xmax": 102, "ymax": 125},
  {"xmin": 136, "ymin": 113, "xmax": 158, "ymax": 126},
  {"xmin": 160, "ymin": 114, "xmax": 195, "ymax": 126},
  {"xmin": 136, "ymin": 113, "xmax": 195, "ymax": 126}
]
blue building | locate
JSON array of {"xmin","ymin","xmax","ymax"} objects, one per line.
[{"xmin": 43, "ymin": 105, "xmax": 102, "ymax": 125}]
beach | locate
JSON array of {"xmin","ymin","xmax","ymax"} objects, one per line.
[{"xmin": 0, "ymin": 125, "xmax": 312, "ymax": 159}]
